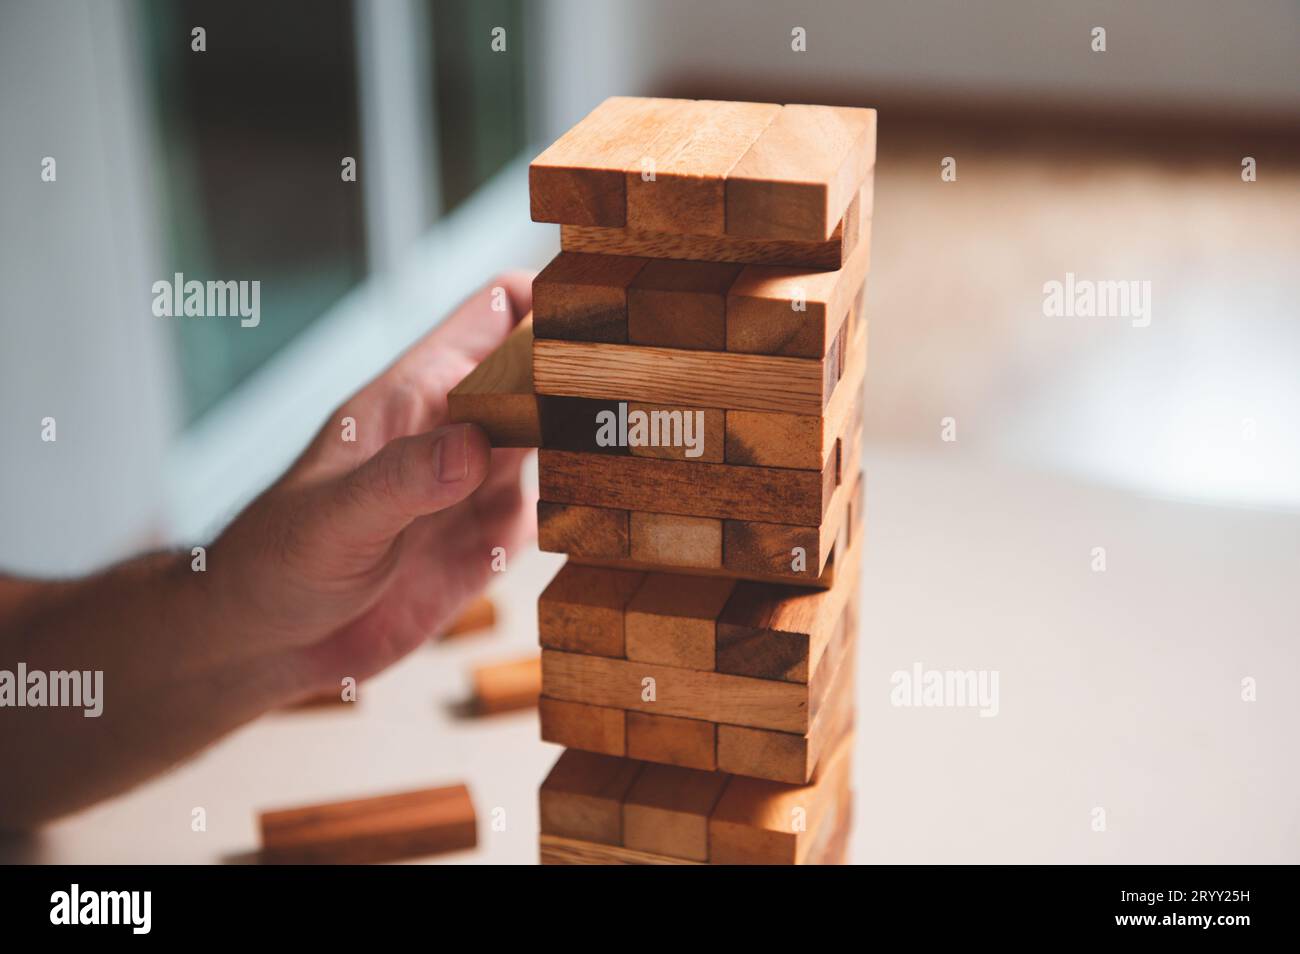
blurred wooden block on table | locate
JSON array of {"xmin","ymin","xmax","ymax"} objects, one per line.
[
  {"xmin": 437, "ymin": 594, "xmax": 497, "ymax": 641},
  {"xmin": 469, "ymin": 654, "xmax": 541, "ymax": 715},
  {"xmin": 259, "ymin": 783, "xmax": 476, "ymax": 864}
]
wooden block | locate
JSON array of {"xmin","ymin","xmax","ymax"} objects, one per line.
[
  {"xmin": 716, "ymin": 473, "xmax": 863, "ymax": 682},
  {"xmin": 571, "ymin": 550, "xmax": 836, "ymax": 589},
  {"xmin": 725, "ymin": 310, "xmax": 866, "ymax": 469},
  {"xmin": 537, "ymin": 395, "xmax": 627, "ymax": 453},
  {"xmin": 625, "ymin": 402, "xmax": 725, "ymax": 463},
  {"xmin": 446, "ymin": 313, "xmax": 540, "ymax": 446},
  {"xmin": 622, "ymin": 763, "xmax": 728, "ymax": 861},
  {"xmin": 626, "ymin": 711, "xmax": 717, "ymax": 771},
  {"xmin": 538, "ymin": 748, "xmax": 642, "ymax": 846},
  {"xmin": 539, "ymin": 833, "xmax": 701, "ymax": 865},
  {"xmin": 726, "ymin": 185, "xmax": 872, "ymax": 357},
  {"xmin": 625, "ymin": 573, "xmax": 734, "ymax": 670},
  {"xmin": 529, "ymin": 96, "xmax": 686, "ymax": 227},
  {"xmin": 539, "ymin": 697, "xmax": 626, "ymax": 756},
  {"xmin": 627, "ymin": 259, "xmax": 742, "ymax": 350},
  {"xmin": 726, "ymin": 104, "xmax": 876, "ymax": 241},
  {"xmin": 260, "ymin": 784, "xmax": 476, "ymax": 864},
  {"xmin": 625, "ymin": 99, "xmax": 781, "ymax": 235},
  {"xmin": 560, "ymin": 216, "xmax": 849, "ymax": 270},
  {"xmin": 437, "ymin": 594, "xmax": 497, "ymax": 640},
  {"xmin": 537, "ymin": 502, "xmax": 629, "ymax": 559},
  {"xmin": 717, "ymin": 632, "xmax": 856, "ymax": 783},
  {"xmin": 541, "ymin": 649, "xmax": 810, "ymax": 733},
  {"xmin": 629, "ymin": 511, "xmax": 722, "ymax": 568},
  {"xmin": 538, "ymin": 563, "xmax": 644, "ymax": 657},
  {"xmin": 535, "ymin": 338, "xmax": 831, "ymax": 416},
  {"xmin": 708, "ymin": 730, "xmax": 852, "ymax": 865},
  {"xmin": 532, "ymin": 252, "xmax": 647, "ymax": 343},
  {"xmin": 470, "ymin": 654, "xmax": 541, "ymax": 715},
  {"xmin": 538, "ymin": 451, "xmax": 832, "ymax": 526}
]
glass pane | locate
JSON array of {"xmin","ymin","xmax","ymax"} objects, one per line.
[
  {"xmin": 140, "ymin": 0, "xmax": 368, "ymax": 423},
  {"xmin": 430, "ymin": 0, "xmax": 527, "ymax": 213}
]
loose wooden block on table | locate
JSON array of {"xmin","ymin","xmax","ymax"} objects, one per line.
[
  {"xmin": 538, "ymin": 563, "xmax": 643, "ymax": 658},
  {"xmin": 539, "ymin": 697, "xmax": 626, "ymax": 756},
  {"xmin": 622, "ymin": 763, "xmax": 729, "ymax": 861},
  {"xmin": 533, "ymin": 337, "xmax": 835, "ymax": 416},
  {"xmin": 538, "ymin": 748, "xmax": 642, "ymax": 846},
  {"xmin": 709, "ymin": 731, "xmax": 853, "ymax": 865},
  {"xmin": 446, "ymin": 313, "xmax": 539, "ymax": 447},
  {"xmin": 538, "ymin": 450, "xmax": 834, "ymax": 526},
  {"xmin": 629, "ymin": 511, "xmax": 722, "ymax": 568},
  {"xmin": 470, "ymin": 654, "xmax": 540, "ymax": 715},
  {"xmin": 537, "ymin": 502, "xmax": 629, "ymax": 559},
  {"xmin": 726, "ymin": 104, "xmax": 877, "ymax": 242},
  {"xmin": 624, "ymin": 99, "xmax": 781, "ymax": 235},
  {"xmin": 541, "ymin": 649, "xmax": 811, "ymax": 734},
  {"xmin": 560, "ymin": 192, "xmax": 856, "ymax": 270},
  {"xmin": 625, "ymin": 572, "xmax": 734, "ymax": 670},
  {"xmin": 437, "ymin": 594, "xmax": 497, "ymax": 641},
  {"xmin": 529, "ymin": 96, "xmax": 685, "ymax": 228},
  {"xmin": 533, "ymin": 251, "xmax": 647, "ymax": 343},
  {"xmin": 625, "ymin": 710, "xmax": 718, "ymax": 771},
  {"xmin": 259, "ymin": 784, "xmax": 476, "ymax": 864}
]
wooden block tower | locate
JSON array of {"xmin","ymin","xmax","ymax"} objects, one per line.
[{"xmin": 452, "ymin": 96, "xmax": 875, "ymax": 864}]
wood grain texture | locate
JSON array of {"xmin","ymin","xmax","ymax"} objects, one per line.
[
  {"xmin": 625, "ymin": 572, "xmax": 735, "ymax": 670},
  {"xmin": 625, "ymin": 99, "xmax": 781, "ymax": 235},
  {"xmin": 629, "ymin": 511, "xmax": 722, "ymax": 568},
  {"xmin": 627, "ymin": 259, "xmax": 742, "ymax": 350},
  {"xmin": 726, "ymin": 104, "xmax": 877, "ymax": 241},
  {"xmin": 726, "ymin": 185, "xmax": 872, "ymax": 357},
  {"xmin": 538, "ymin": 748, "xmax": 642, "ymax": 846},
  {"xmin": 622, "ymin": 763, "xmax": 729, "ymax": 861},
  {"xmin": 708, "ymin": 730, "xmax": 853, "ymax": 865},
  {"xmin": 534, "ymin": 337, "xmax": 831, "ymax": 415},
  {"xmin": 538, "ymin": 450, "xmax": 832, "ymax": 526},
  {"xmin": 470, "ymin": 655, "xmax": 541, "ymax": 715},
  {"xmin": 446, "ymin": 313, "xmax": 539, "ymax": 446},
  {"xmin": 569, "ymin": 549, "xmax": 836, "ymax": 589},
  {"xmin": 538, "ymin": 563, "xmax": 644, "ymax": 657},
  {"xmin": 626, "ymin": 402, "xmax": 724, "ymax": 463},
  {"xmin": 561, "ymin": 217, "xmax": 848, "ymax": 269},
  {"xmin": 539, "ymin": 833, "xmax": 702, "ymax": 865},
  {"xmin": 537, "ymin": 501, "xmax": 629, "ymax": 559},
  {"xmin": 532, "ymin": 252, "xmax": 647, "ymax": 343},
  {"xmin": 541, "ymin": 649, "xmax": 810, "ymax": 733},
  {"xmin": 539, "ymin": 697, "xmax": 626, "ymax": 756},
  {"xmin": 529, "ymin": 96, "xmax": 685, "ymax": 227},
  {"xmin": 716, "ymin": 473, "xmax": 863, "ymax": 682},
  {"xmin": 260, "ymin": 784, "xmax": 476, "ymax": 864},
  {"xmin": 725, "ymin": 310, "xmax": 866, "ymax": 470},
  {"xmin": 625, "ymin": 711, "xmax": 718, "ymax": 771}
]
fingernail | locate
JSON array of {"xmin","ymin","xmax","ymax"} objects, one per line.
[{"xmin": 436, "ymin": 425, "xmax": 470, "ymax": 482}]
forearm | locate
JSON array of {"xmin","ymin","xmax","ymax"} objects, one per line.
[{"xmin": 0, "ymin": 554, "xmax": 305, "ymax": 828}]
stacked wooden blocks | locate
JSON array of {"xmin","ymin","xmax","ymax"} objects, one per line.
[{"xmin": 453, "ymin": 95, "xmax": 875, "ymax": 864}]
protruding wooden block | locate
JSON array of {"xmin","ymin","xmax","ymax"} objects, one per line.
[
  {"xmin": 626, "ymin": 711, "xmax": 717, "ymax": 771},
  {"xmin": 537, "ymin": 502, "xmax": 629, "ymax": 559},
  {"xmin": 629, "ymin": 511, "xmax": 722, "ymax": 568},
  {"xmin": 470, "ymin": 655, "xmax": 540, "ymax": 715},
  {"xmin": 538, "ymin": 563, "xmax": 644, "ymax": 658},
  {"xmin": 539, "ymin": 749, "xmax": 642, "ymax": 846},
  {"xmin": 625, "ymin": 572, "xmax": 734, "ymax": 671},
  {"xmin": 259, "ymin": 784, "xmax": 477, "ymax": 864},
  {"xmin": 726, "ymin": 104, "xmax": 876, "ymax": 241},
  {"xmin": 627, "ymin": 259, "xmax": 742, "ymax": 351},
  {"xmin": 532, "ymin": 252, "xmax": 647, "ymax": 343},
  {"xmin": 446, "ymin": 313, "xmax": 540, "ymax": 446},
  {"xmin": 539, "ymin": 697, "xmax": 626, "ymax": 756},
  {"xmin": 622, "ymin": 763, "xmax": 728, "ymax": 861}
]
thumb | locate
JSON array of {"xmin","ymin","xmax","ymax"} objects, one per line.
[{"xmin": 320, "ymin": 423, "xmax": 491, "ymax": 549}]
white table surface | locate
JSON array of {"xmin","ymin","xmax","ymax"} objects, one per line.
[{"xmin": 5, "ymin": 445, "xmax": 1296, "ymax": 864}]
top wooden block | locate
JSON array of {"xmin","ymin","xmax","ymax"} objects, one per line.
[{"xmin": 531, "ymin": 98, "xmax": 875, "ymax": 242}]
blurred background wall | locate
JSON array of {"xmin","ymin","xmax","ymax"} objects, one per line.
[{"xmin": 2, "ymin": 0, "xmax": 1297, "ymax": 575}]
